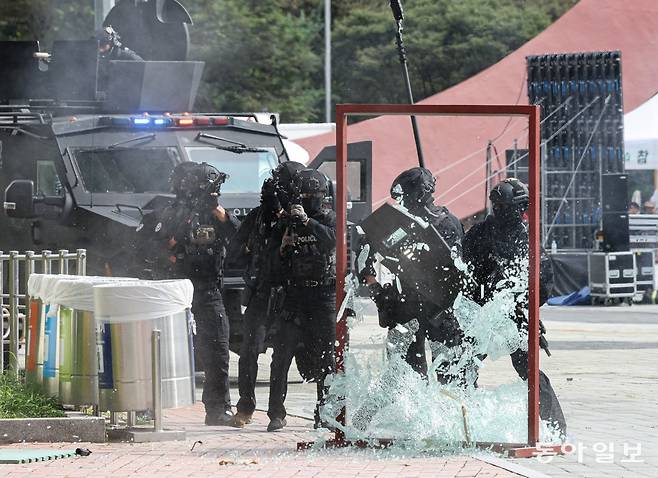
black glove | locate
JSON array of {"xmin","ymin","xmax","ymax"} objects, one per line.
[
  {"xmin": 290, "ymin": 204, "xmax": 308, "ymax": 225},
  {"xmin": 368, "ymin": 282, "xmax": 399, "ymax": 328}
]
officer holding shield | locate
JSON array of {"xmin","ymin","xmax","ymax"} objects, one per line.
[{"xmin": 361, "ymin": 167, "xmax": 465, "ymax": 380}]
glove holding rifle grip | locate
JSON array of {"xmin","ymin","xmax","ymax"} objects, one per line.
[{"xmin": 289, "ymin": 204, "xmax": 308, "ymax": 225}]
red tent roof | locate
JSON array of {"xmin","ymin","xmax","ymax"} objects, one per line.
[{"xmin": 297, "ymin": 0, "xmax": 658, "ymax": 219}]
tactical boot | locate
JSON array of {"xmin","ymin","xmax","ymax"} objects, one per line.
[
  {"xmin": 229, "ymin": 412, "xmax": 253, "ymax": 428},
  {"xmin": 205, "ymin": 410, "xmax": 234, "ymax": 426},
  {"xmin": 267, "ymin": 417, "xmax": 287, "ymax": 432}
]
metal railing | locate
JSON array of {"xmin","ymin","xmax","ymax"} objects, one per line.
[{"xmin": 1, "ymin": 249, "xmax": 87, "ymax": 376}]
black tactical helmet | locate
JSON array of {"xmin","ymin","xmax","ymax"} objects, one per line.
[
  {"xmin": 170, "ymin": 161, "xmax": 227, "ymax": 200},
  {"xmin": 390, "ymin": 167, "xmax": 436, "ymax": 209},
  {"xmin": 293, "ymin": 168, "xmax": 330, "ymax": 213},
  {"xmin": 294, "ymin": 168, "xmax": 330, "ymax": 194},
  {"xmin": 489, "ymin": 178, "xmax": 529, "ymax": 211}
]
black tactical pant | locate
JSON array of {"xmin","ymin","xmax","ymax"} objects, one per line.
[
  {"xmin": 192, "ymin": 284, "xmax": 231, "ymax": 415},
  {"xmin": 510, "ymin": 348, "xmax": 567, "ymax": 435},
  {"xmin": 396, "ymin": 300, "xmax": 464, "ymax": 381},
  {"xmin": 236, "ymin": 292, "xmax": 270, "ymax": 416},
  {"xmin": 268, "ymin": 286, "xmax": 336, "ymax": 421}
]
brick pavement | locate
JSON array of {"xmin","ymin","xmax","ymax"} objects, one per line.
[
  {"xmin": 0, "ymin": 403, "xmax": 527, "ymax": 478},
  {"xmin": 7, "ymin": 302, "xmax": 656, "ymax": 477}
]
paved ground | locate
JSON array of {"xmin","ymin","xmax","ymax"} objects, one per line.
[
  {"xmin": 236, "ymin": 302, "xmax": 658, "ymax": 477},
  {"xmin": 0, "ymin": 406, "xmax": 525, "ymax": 477},
  {"xmin": 2, "ymin": 301, "xmax": 657, "ymax": 477},
  {"xmin": 507, "ymin": 305, "xmax": 658, "ymax": 478}
]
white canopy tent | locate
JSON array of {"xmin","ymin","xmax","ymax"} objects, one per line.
[{"xmin": 625, "ymin": 92, "xmax": 658, "ymax": 170}]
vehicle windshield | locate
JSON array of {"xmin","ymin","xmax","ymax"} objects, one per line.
[
  {"xmin": 72, "ymin": 147, "xmax": 180, "ymax": 193},
  {"xmin": 185, "ymin": 147, "xmax": 278, "ymax": 194}
]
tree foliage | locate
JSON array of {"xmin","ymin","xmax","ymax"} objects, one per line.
[
  {"xmin": 0, "ymin": 0, "xmax": 576, "ymax": 122},
  {"xmin": 332, "ymin": 0, "xmax": 576, "ymax": 108},
  {"xmin": 188, "ymin": 0, "xmax": 323, "ymax": 121}
]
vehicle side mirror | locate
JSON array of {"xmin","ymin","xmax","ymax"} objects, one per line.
[{"xmin": 4, "ymin": 180, "xmax": 36, "ymax": 218}]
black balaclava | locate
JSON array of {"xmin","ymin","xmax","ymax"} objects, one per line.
[
  {"xmin": 294, "ymin": 168, "xmax": 329, "ymax": 214},
  {"xmin": 390, "ymin": 167, "xmax": 436, "ymax": 213}
]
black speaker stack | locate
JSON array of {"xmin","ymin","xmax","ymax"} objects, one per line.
[{"xmin": 524, "ymin": 51, "xmax": 627, "ymax": 251}]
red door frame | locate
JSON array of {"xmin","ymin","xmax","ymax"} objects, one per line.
[{"xmin": 334, "ymin": 103, "xmax": 541, "ymax": 446}]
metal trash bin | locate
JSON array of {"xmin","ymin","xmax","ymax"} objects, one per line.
[
  {"xmin": 94, "ymin": 279, "xmax": 195, "ymax": 412},
  {"xmin": 53, "ymin": 276, "xmax": 136, "ymax": 406},
  {"xmin": 40, "ymin": 274, "xmax": 72, "ymax": 397},
  {"xmin": 26, "ymin": 274, "xmax": 46, "ymax": 386},
  {"xmin": 37, "ymin": 274, "xmax": 89, "ymax": 397}
]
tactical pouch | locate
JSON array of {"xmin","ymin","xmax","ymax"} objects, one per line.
[{"xmin": 267, "ymin": 286, "xmax": 286, "ymax": 318}]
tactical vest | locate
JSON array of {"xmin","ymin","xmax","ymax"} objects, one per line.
[
  {"xmin": 287, "ymin": 219, "xmax": 336, "ymax": 283},
  {"xmin": 148, "ymin": 206, "xmax": 225, "ymax": 284}
]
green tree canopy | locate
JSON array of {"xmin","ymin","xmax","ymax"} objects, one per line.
[
  {"xmin": 188, "ymin": 0, "xmax": 323, "ymax": 122},
  {"xmin": 0, "ymin": 0, "xmax": 575, "ymax": 122},
  {"xmin": 332, "ymin": 0, "xmax": 575, "ymax": 109}
]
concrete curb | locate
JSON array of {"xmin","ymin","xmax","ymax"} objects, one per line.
[{"xmin": 0, "ymin": 416, "xmax": 105, "ymax": 444}]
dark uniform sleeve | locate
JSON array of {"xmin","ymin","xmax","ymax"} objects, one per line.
[
  {"xmin": 214, "ymin": 210, "xmax": 240, "ymax": 246},
  {"xmin": 462, "ymin": 221, "xmax": 492, "ymax": 305},
  {"xmin": 226, "ymin": 208, "xmax": 259, "ymax": 264},
  {"xmin": 462, "ymin": 222, "xmax": 483, "ymax": 270},
  {"xmin": 436, "ymin": 211, "xmax": 464, "ymax": 255},
  {"xmin": 305, "ymin": 210, "xmax": 336, "ymax": 252}
]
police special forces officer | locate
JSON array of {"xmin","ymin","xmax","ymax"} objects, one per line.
[
  {"xmin": 226, "ymin": 161, "xmax": 305, "ymax": 428},
  {"xmin": 463, "ymin": 178, "xmax": 567, "ymax": 435},
  {"xmin": 267, "ymin": 169, "xmax": 336, "ymax": 432},
  {"xmin": 95, "ymin": 26, "xmax": 143, "ymax": 61},
  {"xmin": 135, "ymin": 161, "xmax": 239, "ymax": 426},
  {"xmin": 362, "ymin": 167, "xmax": 465, "ymax": 380}
]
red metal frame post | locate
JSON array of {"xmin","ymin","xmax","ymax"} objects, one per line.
[
  {"xmin": 527, "ymin": 105, "xmax": 541, "ymax": 446},
  {"xmin": 331, "ymin": 103, "xmax": 542, "ymax": 450},
  {"xmin": 334, "ymin": 106, "xmax": 349, "ymax": 443}
]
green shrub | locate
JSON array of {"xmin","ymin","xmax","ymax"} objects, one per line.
[{"xmin": 0, "ymin": 375, "xmax": 65, "ymax": 418}]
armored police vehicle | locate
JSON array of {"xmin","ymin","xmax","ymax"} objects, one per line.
[{"xmin": 0, "ymin": 0, "xmax": 372, "ymax": 351}]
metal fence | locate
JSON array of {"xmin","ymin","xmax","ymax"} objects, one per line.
[{"xmin": 1, "ymin": 249, "xmax": 87, "ymax": 375}]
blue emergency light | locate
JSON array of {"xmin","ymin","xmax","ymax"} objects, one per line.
[{"xmin": 132, "ymin": 117, "xmax": 151, "ymax": 126}]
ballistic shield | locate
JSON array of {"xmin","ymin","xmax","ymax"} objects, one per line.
[{"xmin": 359, "ymin": 202, "xmax": 461, "ymax": 309}]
